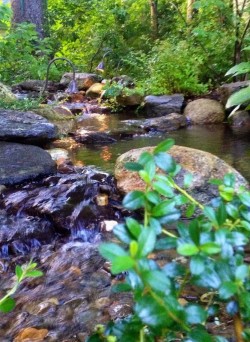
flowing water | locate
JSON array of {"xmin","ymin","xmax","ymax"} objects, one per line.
[{"xmin": 70, "ymin": 112, "xmax": 250, "ymax": 181}]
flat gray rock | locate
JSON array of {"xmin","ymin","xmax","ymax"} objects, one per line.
[
  {"xmin": 0, "ymin": 142, "xmax": 56, "ymax": 185},
  {"xmin": 0, "ymin": 109, "xmax": 58, "ymax": 144},
  {"xmin": 144, "ymin": 94, "xmax": 184, "ymax": 117}
]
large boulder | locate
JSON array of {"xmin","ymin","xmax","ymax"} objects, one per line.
[
  {"xmin": 228, "ymin": 110, "xmax": 250, "ymax": 134},
  {"xmin": 0, "ymin": 109, "xmax": 58, "ymax": 144},
  {"xmin": 12, "ymin": 80, "xmax": 59, "ymax": 93},
  {"xmin": 184, "ymin": 99, "xmax": 225, "ymax": 124},
  {"xmin": 86, "ymin": 83, "xmax": 105, "ymax": 98},
  {"xmin": 0, "ymin": 142, "xmax": 56, "ymax": 185},
  {"xmin": 142, "ymin": 113, "xmax": 187, "ymax": 132},
  {"xmin": 0, "ymin": 82, "xmax": 17, "ymax": 102},
  {"xmin": 60, "ymin": 73, "xmax": 102, "ymax": 91},
  {"xmin": 144, "ymin": 94, "xmax": 184, "ymax": 117},
  {"xmin": 219, "ymin": 81, "xmax": 250, "ymax": 106},
  {"xmin": 115, "ymin": 145, "xmax": 248, "ymax": 203}
]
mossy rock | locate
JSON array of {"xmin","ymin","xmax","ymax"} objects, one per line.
[
  {"xmin": 33, "ymin": 105, "xmax": 75, "ymax": 121},
  {"xmin": 0, "ymin": 82, "xmax": 17, "ymax": 102}
]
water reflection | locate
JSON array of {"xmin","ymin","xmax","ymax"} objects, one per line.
[{"xmin": 72, "ymin": 114, "xmax": 250, "ymax": 182}]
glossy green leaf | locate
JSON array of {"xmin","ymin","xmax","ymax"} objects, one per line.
[
  {"xmin": 126, "ymin": 218, "xmax": 142, "ymax": 238},
  {"xmin": 99, "ymin": 243, "xmax": 127, "ymax": 262},
  {"xmin": 183, "ymin": 173, "xmax": 193, "ymax": 188},
  {"xmin": 149, "ymin": 217, "xmax": 162, "ymax": 234},
  {"xmin": 129, "ymin": 241, "xmax": 138, "ymax": 258},
  {"xmin": 219, "ymin": 185, "xmax": 234, "ymax": 201},
  {"xmin": 216, "ymin": 203, "xmax": 227, "ymax": 225},
  {"xmin": 226, "ymin": 203, "xmax": 239, "ymax": 219},
  {"xmin": 15, "ymin": 265, "xmax": 23, "ymax": 282},
  {"xmin": 226, "ymin": 86, "xmax": 250, "ymax": 108},
  {"xmin": 190, "ymin": 255, "xmax": 205, "ymax": 275},
  {"xmin": 114, "ymin": 223, "xmax": 132, "ymax": 243},
  {"xmin": 219, "ymin": 281, "xmax": 238, "ymax": 299},
  {"xmin": 151, "ymin": 199, "xmax": 175, "ymax": 217},
  {"xmin": 122, "ymin": 191, "xmax": 145, "ymax": 210},
  {"xmin": 0, "ymin": 296, "xmax": 15, "ymax": 313},
  {"xmin": 142, "ymin": 270, "xmax": 171, "ymax": 294},
  {"xmin": 139, "ymin": 170, "xmax": 150, "ymax": 183},
  {"xmin": 111, "ymin": 255, "xmax": 135, "ymax": 274},
  {"xmin": 235, "ymin": 265, "xmax": 249, "ymax": 281},
  {"xmin": 185, "ymin": 304, "xmax": 207, "ymax": 324},
  {"xmin": 177, "ymin": 243, "xmax": 199, "ymax": 256},
  {"xmin": 138, "ymin": 151, "xmax": 153, "ymax": 166},
  {"xmin": 225, "ymin": 62, "xmax": 250, "ymax": 77},
  {"xmin": 200, "ymin": 242, "xmax": 221, "ymax": 255},
  {"xmin": 223, "ymin": 173, "xmax": 235, "ymax": 187},
  {"xmin": 239, "ymin": 192, "xmax": 250, "ymax": 206},
  {"xmin": 25, "ymin": 270, "xmax": 43, "ymax": 278},
  {"xmin": 154, "ymin": 152, "xmax": 176, "ymax": 173},
  {"xmin": 124, "ymin": 162, "xmax": 143, "ymax": 171},
  {"xmin": 145, "ymin": 191, "xmax": 160, "ymax": 205},
  {"xmin": 111, "ymin": 283, "xmax": 131, "ymax": 293},
  {"xmin": 186, "ymin": 203, "xmax": 196, "ymax": 218},
  {"xmin": 144, "ymin": 159, "xmax": 156, "ymax": 181},
  {"xmin": 138, "ymin": 227, "xmax": 156, "ymax": 256},
  {"xmin": 152, "ymin": 180, "xmax": 174, "ymax": 197},
  {"xmin": 153, "ymin": 138, "xmax": 175, "ymax": 154},
  {"xmin": 203, "ymin": 206, "xmax": 218, "ymax": 227}
]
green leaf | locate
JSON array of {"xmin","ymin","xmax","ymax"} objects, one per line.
[
  {"xmin": 225, "ymin": 62, "xmax": 250, "ymax": 77},
  {"xmin": 99, "ymin": 243, "xmax": 127, "ymax": 263},
  {"xmin": 200, "ymin": 242, "xmax": 221, "ymax": 255},
  {"xmin": 122, "ymin": 191, "xmax": 145, "ymax": 210},
  {"xmin": 226, "ymin": 86, "xmax": 250, "ymax": 108},
  {"xmin": 152, "ymin": 180, "xmax": 174, "ymax": 198},
  {"xmin": 219, "ymin": 185, "xmax": 234, "ymax": 201},
  {"xmin": 153, "ymin": 138, "xmax": 175, "ymax": 154},
  {"xmin": 151, "ymin": 199, "xmax": 176, "ymax": 217},
  {"xmin": 111, "ymin": 283, "xmax": 131, "ymax": 293},
  {"xmin": 126, "ymin": 218, "xmax": 142, "ymax": 238},
  {"xmin": 124, "ymin": 162, "xmax": 143, "ymax": 171},
  {"xmin": 235, "ymin": 265, "xmax": 249, "ymax": 282},
  {"xmin": 0, "ymin": 296, "xmax": 15, "ymax": 313},
  {"xmin": 111, "ymin": 256, "xmax": 135, "ymax": 274},
  {"xmin": 154, "ymin": 152, "xmax": 176, "ymax": 173},
  {"xmin": 216, "ymin": 203, "xmax": 227, "ymax": 226},
  {"xmin": 186, "ymin": 203, "xmax": 196, "ymax": 218},
  {"xmin": 203, "ymin": 206, "xmax": 218, "ymax": 227},
  {"xmin": 129, "ymin": 241, "xmax": 138, "ymax": 258},
  {"xmin": 219, "ymin": 281, "xmax": 238, "ymax": 299},
  {"xmin": 15, "ymin": 265, "xmax": 23, "ymax": 282},
  {"xmin": 177, "ymin": 243, "xmax": 199, "ymax": 256},
  {"xmin": 185, "ymin": 304, "xmax": 207, "ymax": 324},
  {"xmin": 238, "ymin": 192, "xmax": 250, "ymax": 206},
  {"xmin": 241, "ymin": 220, "xmax": 250, "ymax": 231},
  {"xmin": 226, "ymin": 203, "xmax": 239, "ymax": 219},
  {"xmin": 114, "ymin": 224, "xmax": 132, "ymax": 243},
  {"xmin": 142, "ymin": 270, "xmax": 171, "ymax": 294},
  {"xmin": 146, "ymin": 191, "xmax": 160, "ymax": 204},
  {"xmin": 190, "ymin": 255, "xmax": 205, "ymax": 275},
  {"xmin": 25, "ymin": 270, "xmax": 43, "ymax": 278},
  {"xmin": 138, "ymin": 151, "xmax": 153, "ymax": 166},
  {"xmin": 144, "ymin": 159, "xmax": 156, "ymax": 181},
  {"xmin": 223, "ymin": 173, "xmax": 235, "ymax": 187},
  {"xmin": 139, "ymin": 170, "xmax": 150, "ymax": 183},
  {"xmin": 138, "ymin": 227, "xmax": 156, "ymax": 257}
]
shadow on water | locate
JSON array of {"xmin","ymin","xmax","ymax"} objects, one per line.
[{"xmin": 71, "ymin": 112, "xmax": 250, "ymax": 182}]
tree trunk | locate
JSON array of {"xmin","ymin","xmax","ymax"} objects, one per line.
[
  {"xmin": 11, "ymin": 0, "xmax": 47, "ymax": 38},
  {"xmin": 186, "ymin": 0, "xmax": 195, "ymax": 23},
  {"xmin": 148, "ymin": 0, "xmax": 158, "ymax": 39}
]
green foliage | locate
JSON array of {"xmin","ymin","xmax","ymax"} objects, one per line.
[
  {"xmin": 0, "ymin": 22, "xmax": 60, "ymax": 84},
  {"xmin": 0, "ymin": 98, "xmax": 42, "ymax": 111},
  {"xmin": 88, "ymin": 138, "xmax": 250, "ymax": 341},
  {"xmin": 0, "ymin": 3, "xmax": 11, "ymax": 32},
  {"xmin": 226, "ymin": 55, "xmax": 250, "ymax": 109},
  {"xmin": 0, "ymin": 260, "xmax": 43, "ymax": 313}
]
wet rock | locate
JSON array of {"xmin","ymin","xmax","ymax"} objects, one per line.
[
  {"xmin": 144, "ymin": 94, "xmax": 184, "ymax": 117},
  {"xmin": 184, "ymin": 99, "xmax": 225, "ymax": 124},
  {"xmin": 142, "ymin": 113, "xmax": 187, "ymax": 132},
  {"xmin": 0, "ymin": 142, "xmax": 56, "ymax": 185},
  {"xmin": 14, "ymin": 327, "xmax": 48, "ymax": 342},
  {"xmin": 228, "ymin": 110, "xmax": 250, "ymax": 133},
  {"xmin": 2, "ymin": 169, "xmax": 123, "ymax": 236},
  {"xmin": 0, "ymin": 82, "xmax": 17, "ymax": 102},
  {"xmin": 116, "ymin": 93, "xmax": 143, "ymax": 106},
  {"xmin": 12, "ymin": 80, "xmax": 60, "ymax": 93},
  {"xmin": 219, "ymin": 81, "xmax": 250, "ymax": 106},
  {"xmin": 47, "ymin": 148, "xmax": 70, "ymax": 162},
  {"xmin": 86, "ymin": 83, "xmax": 105, "ymax": 98},
  {"xmin": 115, "ymin": 145, "xmax": 248, "ymax": 203},
  {"xmin": 33, "ymin": 105, "xmax": 75, "ymax": 121},
  {"xmin": 60, "ymin": 73, "xmax": 102, "ymax": 91},
  {"xmin": 0, "ymin": 109, "xmax": 58, "ymax": 144},
  {"xmin": 0, "ymin": 209, "xmax": 54, "ymax": 256},
  {"xmin": 74, "ymin": 131, "xmax": 116, "ymax": 145}
]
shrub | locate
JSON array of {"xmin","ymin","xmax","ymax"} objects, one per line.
[{"xmin": 88, "ymin": 138, "xmax": 250, "ymax": 341}]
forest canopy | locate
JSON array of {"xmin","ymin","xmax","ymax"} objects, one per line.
[{"xmin": 0, "ymin": 0, "xmax": 249, "ymax": 94}]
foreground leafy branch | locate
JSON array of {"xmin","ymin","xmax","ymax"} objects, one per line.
[{"xmin": 88, "ymin": 138, "xmax": 250, "ymax": 342}]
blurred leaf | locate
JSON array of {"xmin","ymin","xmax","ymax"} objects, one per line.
[
  {"xmin": 219, "ymin": 281, "xmax": 238, "ymax": 299},
  {"xmin": 125, "ymin": 162, "xmax": 143, "ymax": 171},
  {"xmin": 25, "ymin": 270, "xmax": 43, "ymax": 278},
  {"xmin": 177, "ymin": 243, "xmax": 199, "ymax": 256},
  {"xmin": 99, "ymin": 243, "xmax": 127, "ymax": 262},
  {"xmin": 0, "ymin": 297, "xmax": 15, "ymax": 313},
  {"xmin": 114, "ymin": 223, "xmax": 132, "ymax": 243},
  {"xmin": 123, "ymin": 191, "xmax": 145, "ymax": 210},
  {"xmin": 183, "ymin": 173, "xmax": 193, "ymax": 188},
  {"xmin": 238, "ymin": 192, "xmax": 250, "ymax": 206},
  {"xmin": 15, "ymin": 265, "xmax": 23, "ymax": 282},
  {"xmin": 154, "ymin": 153, "xmax": 176, "ymax": 173},
  {"xmin": 142, "ymin": 270, "xmax": 171, "ymax": 294},
  {"xmin": 190, "ymin": 255, "xmax": 205, "ymax": 275},
  {"xmin": 200, "ymin": 242, "xmax": 221, "ymax": 255},
  {"xmin": 153, "ymin": 138, "xmax": 175, "ymax": 154},
  {"xmin": 151, "ymin": 199, "xmax": 175, "ymax": 217},
  {"xmin": 185, "ymin": 304, "xmax": 207, "ymax": 324},
  {"xmin": 226, "ymin": 86, "xmax": 250, "ymax": 108},
  {"xmin": 138, "ymin": 227, "xmax": 156, "ymax": 256},
  {"xmin": 152, "ymin": 180, "xmax": 174, "ymax": 197},
  {"xmin": 111, "ymin": 256, "xmax": 135, "ymax": 274},
  {"xmin": 126, "ymin": 218, "xmax": 142, "ymax": 238},
  {"xmin": 225, "ymin": 62, "xmax": 250, "ymax": 77}
]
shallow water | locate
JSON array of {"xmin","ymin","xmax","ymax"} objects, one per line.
[{"xmin": 70, "ymin": 112, "xmax": 250, "ymax": 181}]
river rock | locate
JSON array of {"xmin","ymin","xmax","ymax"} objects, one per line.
[
  {"xmin": 0, "ymin": 142, "xmax": 56, "ymax": 185},
  {"xmin": 184, "ymin": 99, "xmax": 225, "ymax": 124},
  {"xmin": 115, "ymin": 145, "xmax": 248, "ymax": 203},
  {"xmin": 116, "ymin": 93, "xmax": 143, "ymax": 106},
  {"xmin": 144, "ymin": 94, "xmax": 184, "ymax": 117},
  {"xmin": 73, "ymin": 131, "xmax": 116, "ymax": 145},
  {"xmin": 86, "ymin": 83, "xmax": 105, "ymax": 98},
  {"xmin": 142, "ymin": 113, "xmax": 187, "ymax": 132},
  {"xmin": 60, "ymin": 73, "xmax": 102, "ymax": 90},
  {"xmin": 228, "ymin": 110, "xmax": 250, "ymax": 133},
  {"xmin": 219, "ymin": 81, "xmax": 250, "ymax": 106},
  {"xmin": 0, "ymin": 82, "xmax": 17, "ymax": 102},
  {"xmin": 12, "ymin": 80, "xmax": 60, "ymax": 93},
  {"xmin": 0, "ymin": 109, "xmax": 58, "ymax": 144}
]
